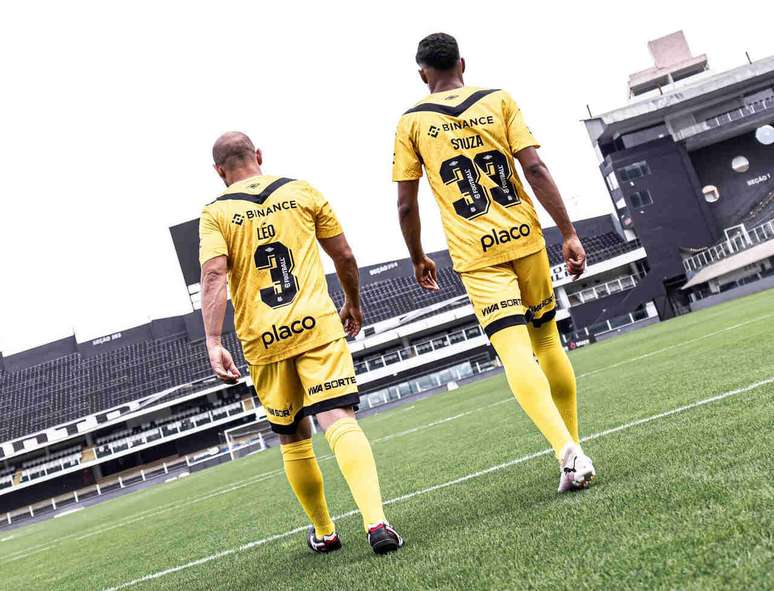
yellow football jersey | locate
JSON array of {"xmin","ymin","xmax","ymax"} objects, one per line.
[
  {"xmin": 392, "ymin": 86, "xmax": 545, "ymax": 272},
  {"xmin": 199, "ymin": 175, "xmax": 345, "ymax": 365}
]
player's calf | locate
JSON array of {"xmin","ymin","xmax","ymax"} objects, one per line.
[{"xmin": 319, "ymin": 407, "xmax": 405, "ymax": 552}]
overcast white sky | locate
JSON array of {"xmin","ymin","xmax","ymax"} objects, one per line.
[{"xmin": 1, "ymin": 1, "xmax": 772, "ymax": 354}]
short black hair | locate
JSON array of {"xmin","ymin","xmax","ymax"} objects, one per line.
[{"xmin": 416, "ymin": 33, "xmax": 460, "ymax": 70}]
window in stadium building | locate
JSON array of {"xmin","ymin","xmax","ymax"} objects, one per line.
[
  {"xmin": 731, "ymin": 155, "xmax": 750, "ymax": 173},
  {"xmin": 629, "ymin": 190, "xmax": 654, "ymax": 209},
  {"xmin": 617, "ymin": 160, "xmax": 651, "ymax": 183},
  {"xmin": 702, "ymin": 185, "xmax": 720, "ymax": 203},
  {"xmin": 605, "ymin": 171, "xmax": 620, "ymax": 191}
]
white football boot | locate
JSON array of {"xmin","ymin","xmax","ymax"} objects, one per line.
[{"xmin": 558, "ymin": 443, "xmax": 596, "ymax": 493}]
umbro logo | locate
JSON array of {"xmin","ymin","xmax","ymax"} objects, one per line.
[
  {"xmin": 428, "ymin": 125, "xmax": 440, "ymax": 138},
  {"xmin": 231, "ymin": 213, "xmax": 245, "ymax": 225}
]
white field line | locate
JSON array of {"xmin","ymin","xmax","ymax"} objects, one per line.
[
  {"xmin": 0, "ymin": 469, "xmax": 285, "ymax": 563},
  {"xmin": 2, "ymin": 312, "xmax": 768, "ymax": 563},
  {"xmin": 369, "ymin": 399, "xmax": 511, "ymax": 444},
  {"xmin": 575, "ymin": 313, "xmax": 774, "ymax": 380},
  {"xmin": 101, "ymin": 376, "xmax": 774, "ymax": 591},
  {"xmin": 0, "ymin": 398, "xmax": 509, "ymax": 564},
  {"xmin": 53, "ymin": 507, "xmax": 84, "ymax": 519}
]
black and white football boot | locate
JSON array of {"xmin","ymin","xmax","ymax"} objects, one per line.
[
  {"xmin": 367, "ymin": 521, "xmax": 404, "ymax": 554},
  {"xmin": 558, "ymin": 443, "xmax": 596, "ymax": 493},
  {"xmin": 307, "ymin": 525, "xmax": 342, "ymax": 554}
]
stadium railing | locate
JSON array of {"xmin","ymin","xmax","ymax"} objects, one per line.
[
  {"xmin": 0, "ymin": 331, "xmax": 249, "ymax": 443},
  {"xmin": 354, "ymin": 324, "xmax": 483, "ymax": 375},
  {"xmin": 1, "ymin": 454, "xmax": 193, "ymax": 528},
  {"xmin": 360, "ymin": 352, "xmax": 499, "ymax": 410},
  {"xmin": 565, "ymin": 272, "xmax": 646, "ymax": 307},
  {"xmin": 94, "ymin": 399, "xmax": 246, "ymax": 459},
  {"xmin": 562, "ymin": 303, "xmax": 658, "ymax": 345},
  {"xmin": 682, "ymin": 219, "xmax": 774, "ymax": 274},
  {"xmin": 3, "ymin": 395, "xmax": 259, "ymax": 491}
]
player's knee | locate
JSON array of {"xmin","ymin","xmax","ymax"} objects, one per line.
[
  {"xmin": 279, "ymin": 432, "xmax": 311, "ymax": 446},
  {"xmin": 279, "ymin": 416, "xmax": 314, "ymax": 444},
  {"xmin": 317, "ymin": 406, "xmax": 356, "ymax": 432}
]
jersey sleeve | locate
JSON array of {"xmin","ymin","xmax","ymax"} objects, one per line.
[
  {"xmin": 199, "ymin": 206, "xmax": 228, "ymax": 266},
  {"xmin": 306, "ymin": 184, "xmax": 344, "ymax": 239},
  {"xmin": 503, "ymin": 92, "xmax": 540, "ymax": 155},
  {"xmin": 392, "ymin": 116, "xmax": 423, "ymax": 181}
]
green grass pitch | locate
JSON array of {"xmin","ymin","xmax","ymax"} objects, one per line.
[{"xmin": 2, "ymin": 290, "xmax": 773, "ymax": 591}]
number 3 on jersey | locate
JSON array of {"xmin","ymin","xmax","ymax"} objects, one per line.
[
  {"xmin": 440, "ymin": 149, "xmax": 520, "ymax": 220},
  {"xmin": 254, "ymin": 242, "xmax": 299, "ymax": 309}
]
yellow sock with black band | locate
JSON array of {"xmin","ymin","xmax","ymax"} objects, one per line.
[
  {"xmin": 280, "ymin": 439, "xmax": 335, "ymax": 538},
  {"xmin": 325, "ymin": 417, "xmax": 386, "ymax": 531},
  {"xmin": 528, "ymin": 319, "xmax": 580, "ymax": 443},
  {"xmin": 489, "ymin": 324, "xmax": 574, "ymax": 459}
]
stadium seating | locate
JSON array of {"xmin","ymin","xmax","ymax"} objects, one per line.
[
  {"xmin": 354, "ymin": 324, "xmax": 483, "ymax": 375},
  {"xmin": 328, "ymin": 267, "xmax": 467, "ymax": 325},
  {"xmin": 94, "ymin": 393, "xmax": 246, "ymax": 460},
  {"xmin": 0, "ymin": 223, "xmax": 632, "ymax": 445},
  {"xmin": 0, "ymin": 332, "xmax": 248, "ymax": 443},
  {"xmin": 545, "ymin": 232, "xmax": 630, "ymax": 266},
  {"xmin": 326, "ymin": 232, "xmax": 632, "ymax": 328},
  {"xmin": 9, "ymin": 392, "xmax": 250, "ymax": 483}
]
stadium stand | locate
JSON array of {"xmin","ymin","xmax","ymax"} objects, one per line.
[
  {"xmin": 0, "ymin": 214, "xmax": 638, "ymax": 445},
  {"xmin": 545, "ymin": 232, "xmax": 634, "ymax": 266},
  {"xmin": 0, "ymin": 330, "xmax": 247, "ymax": 442},
  {"xmin": 324, "ymin": 216, "xmax": 639, "ymax": 328},
  {"xmin": 0, "ymin": 213, "xmax": 661, "ymax": 521},
  {"xmin": 93, "ymin": 394, "xmax": 246, "ymax": 460},
  {"xmin": 353, "ymin": 323, "xmax": 483, "ymax": 375},
  {"xmin": 328, "ymin": 266, "xmax": 467, "ymax": 325}
]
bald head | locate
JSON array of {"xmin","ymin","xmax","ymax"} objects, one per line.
[
  {"xmin": 212, "ymin": 131, "xmax": 257, "ymax": 169},
  {"xmin": 212, "ymin": 131, "xmax": 263, "ymax": 186}
]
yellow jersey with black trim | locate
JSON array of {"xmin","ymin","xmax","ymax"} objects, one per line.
[
  {"xmin": 199, "ymin": 175, "xmax": 345, "ymax": 365},
  {"xmin": 392, "ymin": 86, "xmax": 545, "ymax": 272}
]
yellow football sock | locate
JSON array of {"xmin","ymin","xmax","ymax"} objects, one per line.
[
  {"xmin": 489, "ymin": 324, "xmax": 573, "ymax": 458},
  {"xmin": 280, "ymin": 439, "xmax": 335, "ymax": 537},
  {"xmin": 528, "ymin": 319, "xmax": 580, "ymax": 443},
  {"xmin": 325, "ymin": 417, "xmax": 386, "ymax": 531}
]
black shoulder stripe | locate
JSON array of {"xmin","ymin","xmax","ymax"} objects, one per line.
[
  {"xmin": 403, "ymin": 89, "xmax": 500, "ymax": 117},
  {"xmin": 216, "ymin": 177, "xmax": 296, "ymax": 205}
]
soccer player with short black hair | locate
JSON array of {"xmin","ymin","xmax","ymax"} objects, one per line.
[
  {"xmin": 200, "ymin": 132, "xmax": 403, "ymax": 553},
  {"xmin": 393, "ymin": 33, "xmax": 596, "ymax": 491}
]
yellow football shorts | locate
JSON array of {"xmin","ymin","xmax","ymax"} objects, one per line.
[
  {"xmin": 248, "ymin": 337, "xmax": 360, "ymax": 434},
  {"xmin": 460, "ymin": 247, "xmax": 557, "ymax": 338}
]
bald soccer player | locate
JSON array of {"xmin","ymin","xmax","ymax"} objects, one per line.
[
  {"xmin": 199, "ymin": 132, "xmax": 403, "ymax": 554},
  {"xmin": 392, "ymin": 34, "xmax": 595, "ymax": 492}
]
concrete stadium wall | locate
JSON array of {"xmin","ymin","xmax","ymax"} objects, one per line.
[{"xmin": 689, "ymin": 277, "xmax": 774, "ymax": 311}]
